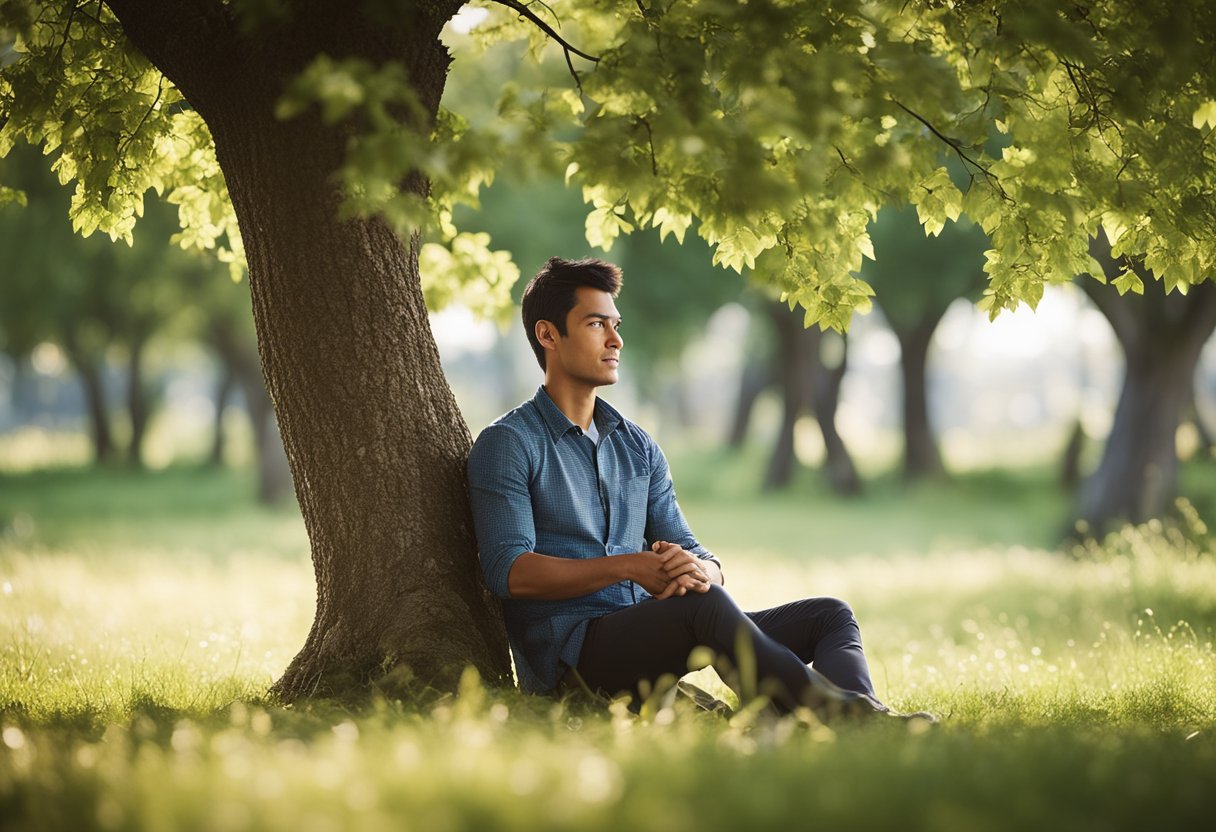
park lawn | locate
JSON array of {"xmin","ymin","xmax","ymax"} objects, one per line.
[{"xmin": 1, "ymin": 463, "xmax": 1215, "ymax": 831}]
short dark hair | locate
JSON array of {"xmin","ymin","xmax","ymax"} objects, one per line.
[{"xmin": 521, "ymin": 256, "xmax": 622, "ymax": 369}]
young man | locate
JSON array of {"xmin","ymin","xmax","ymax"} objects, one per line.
[{"xmin": 467, "ymin": 256, "xmax": 910, "ymax": 718}]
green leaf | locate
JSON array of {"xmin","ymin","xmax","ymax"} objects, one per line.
[
  {"xmin": 1111, "ymin": 269, "xmax": 1144, "ymax": 296},
  {"xmin": 0, "ymin": 185, "xmax": 27, "ymax": 207},
  {"xmin": 1192, "ymin": 100, "xmax": 1216, "ymax": 131}
]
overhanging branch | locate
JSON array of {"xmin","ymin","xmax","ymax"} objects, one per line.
[
  {"xmin": 487, "ymin": 0, "xmax": 599, "ymax": 91},
  {"xmin": 891, "ymin": 98, "xmax": 1012, "ymax": 204}
]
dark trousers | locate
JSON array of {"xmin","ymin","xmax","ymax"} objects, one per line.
[{"xmin": 575, "ymin": 584, "xmax": 882, "ymax": 714}]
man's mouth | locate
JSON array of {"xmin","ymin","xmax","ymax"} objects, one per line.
[{"xmin": 603, "ymin": 357, "xmax": 619, "ymax": 366}]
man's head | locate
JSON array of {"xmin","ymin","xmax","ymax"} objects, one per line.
[{"xmin": 521, "ymin": 257, "xmax": 623, "ymax": 376}]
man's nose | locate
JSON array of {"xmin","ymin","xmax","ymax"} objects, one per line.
[{"xmin": 608, "ymin": 327, "xmax": 623, "ymax": 349}]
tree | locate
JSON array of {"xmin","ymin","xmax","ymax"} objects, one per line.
[
  {"xmin": 1, "ymin": 144, "xmax": 213, "ymax": 467},
  {"xmin": 1075, "ymin": 234, "xmax": 1216, "ymax": 532},
  {"xmin": 4, "ymin": 0, "xmax": 1215, "ymax": 700},
  {"xmin": 861, "ymin": 206, "xmax": 989, "ymax": 480}
]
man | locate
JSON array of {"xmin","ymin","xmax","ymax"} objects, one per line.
[{"xmin": 467, "ymin": 256, "xmax": 913, "ymax": 719}]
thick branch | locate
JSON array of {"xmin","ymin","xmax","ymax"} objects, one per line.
[
  {"xmin": 891, "ymin": 98, "xmax": 1011, "ymax": 202},
  {"xmin": 1082, "ymin": 234, "xmax": 1142, "ymax": 354},
  {"xmin": 102, "ymin": 0, "xmax": 233, "ymax": 83}
]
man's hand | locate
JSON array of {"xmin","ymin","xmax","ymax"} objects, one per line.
[{"xmin": 649, "ymin": 541, "xmax": 713, "ymax": 600}]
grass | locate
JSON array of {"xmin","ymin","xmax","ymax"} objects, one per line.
[{"xmin": 2, "ymin": 459, "xmax": 1216, "ymax": 830}]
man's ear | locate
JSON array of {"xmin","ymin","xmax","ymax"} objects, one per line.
[{"xmin": 535, "ymin": 320, "xmax": 559, "ymax": 353}]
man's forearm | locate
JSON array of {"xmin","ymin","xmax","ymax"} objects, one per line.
[{"xmin": 506, "ymin": 551, "xmax": 634, "ymax": 600}]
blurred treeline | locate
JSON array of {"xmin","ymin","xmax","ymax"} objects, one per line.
[
  {"xmin": 3, "ymin": 144, "xmax": 1216, "ymax": 534},
  {"xmin": 0, "ymin": 145, "xmax": 290, "ymax": 503}
]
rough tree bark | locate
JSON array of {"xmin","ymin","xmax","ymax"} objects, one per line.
[
  {"xmin": 1076, "ymin": 236, "xmax": 1216, "ymax": 534},
  {"xmin": 107, "ymin": 0, "xmax": 510, "ymax": 700}
]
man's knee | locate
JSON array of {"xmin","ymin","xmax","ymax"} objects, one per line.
[
  {"xmin": 820, "ymin": 597, "xmax": 858, "ymax": 626},
  {"xmin": 687, "ymin": 583, "xmax": 733, "ymax": 609}
]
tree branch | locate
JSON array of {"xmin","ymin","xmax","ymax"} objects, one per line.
[
  {"xmin": 1082, "ymin": 233, "xmax": 1142, "ymax": 355},
  {"xmin": 487, "ymin": 0, "xmax": 599, "ymax": 91},
  {"xmin": 101, "ymin": 0, "xmax": 234, "ymax": 87},
  {"xmin": 891, "ymin": 98, "xmax": 1012, "ymax": 204}
]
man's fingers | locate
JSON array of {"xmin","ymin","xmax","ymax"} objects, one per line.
[
  {"xmin": 663, "ymin": 559, "xmax": 708, "ymax": 580},
  {"xmin": 676, "ymin": 574, "xmax": 708, "ymax": 593}
]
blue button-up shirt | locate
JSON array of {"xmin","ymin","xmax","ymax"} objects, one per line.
[{"xmin": 467, "ymin": 386, "xmax": 720, "ymax": 693}]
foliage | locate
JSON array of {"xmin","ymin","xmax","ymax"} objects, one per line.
[
  {"xmin": 0, "ymin": 144, "xmax": 200, "ymax": 360},
  {"xmin": 5, "ymin": 1, "xmax": 1216, "ymax": 333},
  {"xmin": 0, "ymin": 2, "xmax": 242, "ymax": 274},
  {"xmin": 457, "ymin": 172, "xmax": 743, "ymax": 386}
]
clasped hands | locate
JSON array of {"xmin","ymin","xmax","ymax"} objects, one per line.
[{"xmin": 634, "ymin": 541, "xmax": 713, "ymax": 600}]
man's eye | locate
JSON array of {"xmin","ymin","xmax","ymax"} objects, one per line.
[{"xmin": 590, "ymin": 321, "xmax": 602, "ymax": 328}]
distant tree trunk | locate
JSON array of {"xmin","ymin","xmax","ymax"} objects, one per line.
[
  {"xmin": 126, "ymin": 333, "xmax": 150, "ymax": 468},
  {"xmin": 764, "ymin": 304, "xmax": 814, "ymax": 490},
  {"xmin": 1188, "ymin": 391, "xmax": 1215, "ymax": 457},
  {"xmin": 891, "ymin": 314, "xmax": 947, "ymax": 480},
  {"xmin": 1075, "ymin": 236, "xmax": 1216, "ymax": 534},
  {"xmin": 108, "ymin": 0, "xmax": 510, "ymax": 701},
  {"xmin": 61, "ymin": 330, "xmax": 114, "ymax": 464},
  {"xmin": 727, "ymin": 358, "xmax": 769, "ymax": 449},
  {"xmin": 811, "ymin": 332, "xmax": 861, "ymax": 495},
  {"xmin": 1059, "ymin": 419, "xmax": 1086, "ymax": 489},
  {"xmin": 209, "ymin": 363, "xmax": 235, "ymax": 467},
  {"xmin": 240, "ymin": 367, "xmax": 292, "ymax": 505},
  {"xmin": 8, "ymin": 358, "xmax": 36, "ymax": 421}
]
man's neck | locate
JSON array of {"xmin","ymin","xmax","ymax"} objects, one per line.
[{"xmin": 542, "ymin": 378, "xmax": 597, "ymax": 431}]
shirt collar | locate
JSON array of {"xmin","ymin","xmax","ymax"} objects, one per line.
[{"xmin": 532, "ymin": 385, "xmax": 623, "ymax": 444}]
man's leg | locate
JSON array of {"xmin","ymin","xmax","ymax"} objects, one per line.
[
  {"xmin": 745, "ymin": 597, "xmax": 880, "ymax": 702},
  {"xmin": 575, "ymin": 585, "xmax": 874, "ymax": 714}
]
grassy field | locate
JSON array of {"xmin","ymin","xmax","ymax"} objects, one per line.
[{"xmin": 2, "ymin": 459, "xmax": 1215, "ymax": 831}]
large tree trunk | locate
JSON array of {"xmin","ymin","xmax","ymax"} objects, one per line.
[
  {"xmin": 1076, "ymin": 237, "xmax": 1216, "ymax": 534},
  {"xmin": 811, "ymin": 332, "xmax": 861, "ymax": 495},
  {"xmin": 60, "ymin": 330, "xmax": 114, "ymax": 464},
  {"xmin": 108, "ymin": 1, "xmax": 510, "ymax": 700},
  {"xmin": 892, "ymin": 317, "xmax": 946, "ymax": 480}
]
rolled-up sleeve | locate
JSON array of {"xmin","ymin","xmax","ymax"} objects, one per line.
[
  {"xmin": 642, "ymin": 436, "xmax": 720, "ymax": 569},
  {"xmin": 467, "ymin": 424, "xmax": 536, "ymax": 599}
]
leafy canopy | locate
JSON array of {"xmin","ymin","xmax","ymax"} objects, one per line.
[{"xmin": 2, "ymin": 0, "xmax": 1215, "ymax": 330}]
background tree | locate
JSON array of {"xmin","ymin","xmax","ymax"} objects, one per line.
[
  {"xmin": 758, "ymin": 301, "xmax": 860, "ymax": 494},
  {"xmin": 1076, "ymin": 234, "xmax": 1216, "ymax": 533},
  {"xmin": 4, "ymin": 0, "xmax": 1216, "ymax": 701},
  {"xmin": 861, "ymin": 206, "xmax": 989, "ymax": 481}
]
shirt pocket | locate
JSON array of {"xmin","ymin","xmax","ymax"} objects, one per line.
[{"xmin": 612, "ymin": 474, "xmax": 650, "ymax": 549}]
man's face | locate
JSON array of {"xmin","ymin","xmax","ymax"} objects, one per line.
[{"xmin": 545, "ymin": 286, "xmax": 623, "ymax": 387}]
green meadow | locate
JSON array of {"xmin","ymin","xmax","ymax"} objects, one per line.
[{"xmin": 2, "ymin": 457, "xmax": 1215, "ymax": 831}]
